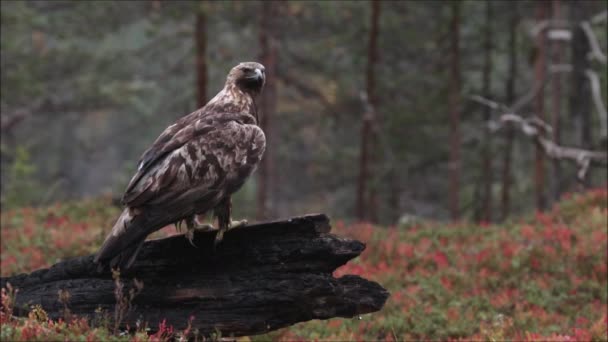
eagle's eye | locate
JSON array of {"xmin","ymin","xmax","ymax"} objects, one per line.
[{"xmin": 241, "ymin": 67, "xmax": 253, "ymax": 73}]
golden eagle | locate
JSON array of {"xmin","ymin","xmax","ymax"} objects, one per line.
[{"xmin": 95, "ymin": 62, "xmax": 266, "ymax": 269}]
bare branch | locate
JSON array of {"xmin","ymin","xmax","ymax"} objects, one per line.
[
  {"xmin": 586, "ymin": 69, "xmax": 608, "ymax": 140},
  {"xmin": 547, "ymin": 29, "xmax": 571, "ymax": 41},
  {"xmin": 470, "ymin": 57, "xmax": 571, "ymax": 117},
  {"xmin": 590, "ymin": 10, "xmax": 607, "ymax": 25},
  {"xmin": 580, "ymin": 21, "xmax": 607, "ymax": 64},
  {"xmin": 0, "ymin": 110, "xmax": 29, "ymax": 133},
  {"xmin": 490, "ymin": 113, "xmax": 608, "ymax": 181},
  {"xmin": 277, "ymin": 70, "xmax": 337, "ymax": 115},
  {"xmin": 528, "ymin": 116, "xmax": 554, "ymax": 135},
  {"xmin": 469, "ymin": 95, "xmax": 508, "ymax": 112},
  {"xmin": 473, "ymin": 97, "xmax": 608, "ymax": 181},
  {"xmin": 528, "ymin": 19, "xmax": 570, "ymax": 39},
  {"xmin": 513, "ymin": 64, "xmax": 574, "ymax": 112},
  {"xmin": 549, "ymin": 63, "xmax": 572, "ymax": 73},
  {"xmin": 513, "ymin": 77, "xmax": 544, "ymax": 112}
]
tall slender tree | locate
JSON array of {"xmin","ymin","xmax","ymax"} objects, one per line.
[
  {"xmin": 357, "ymin": 0, "xmax": 381, "ymax": 222},
  {"xmin": 195, "ymin": 2, "xmax": 207, "ymax": 107},
  {"xmin": 257, "ymin": 1, "xmax": 279, "ymax": 220},
  {"xmin": 448, "ymin": 0, "xmax": 462, "ymax": 221},
  {"xmin": 501, "ymin": 2, "xmax": 518, "ymax": 221},
  {"xmin": 550, "ymin": 0, "xmax": 564, "ymax": 199},
  {"xmin": 479, "ymin": 0, "xmax": 494, "ymax": 222},
  {"xmin": 569, "ymin": 1, "xmax": 592, "ymax": 188},
  {"xmin": 533, "ymin": 1, "xmax": 548, "ymax": 211}
]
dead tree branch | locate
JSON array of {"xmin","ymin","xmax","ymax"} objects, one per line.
[
  {"xmin": 0, "ymin": 214, "xmax": 389, "ymax": 337},
  {"xmin": 493, "ymin": 113, "xmax": 606, "ymax": 179},
  {"xmin": 580, "ymin": 21, "xmax": 607, "ymax": 64},
  {"xmin": 472, "ymin": 96, "xmax": 607, "ymax": 181},
  {"xmin": 585, "ymin": 69, "xmax": 608, "ymax": 140},
  {"xmin": 528, "ymin": 19, "xmax": 570, "ymax": 39},
  {"xmin": 590, "ymin": 10, "xmax": 607, "ymax": 25},
  {"xmin": 0, "ymin": 110, "xmax": 29, "ymax": 133},
  {"xmin": 277, "ymin": 70, "xmax": 337, "ymax": 115}
]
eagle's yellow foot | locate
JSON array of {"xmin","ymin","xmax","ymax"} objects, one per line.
[
  {"xmin": 213, "ymin": 219, "xmax": 248, "ymax": 249},
  {"xmin": 184, "ymin": 216, "xmax": 217, "ymax": 248},
  {"xmin": 229, "ymin": 219, "xmax": 248, "ymax": 229},
  {"xmin": 192, "ymin": 223, "xmax": 217, "ymax": 232}
]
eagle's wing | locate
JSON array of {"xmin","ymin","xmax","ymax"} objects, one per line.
[
  {"xmin": 95, "ymin": 113, "xmax": 264, "ymax": 266},
  {"xmin": 122, "ymin": 112, "xmax": 259, "ymax": 207},
  {"xmin": 122, "ymin": 112, "xmax": 205, "ymax": 205}
]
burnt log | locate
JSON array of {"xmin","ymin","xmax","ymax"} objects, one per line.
[{"xmin": 1, "ymin": 214, "xmax": 389, "ymax": 337}]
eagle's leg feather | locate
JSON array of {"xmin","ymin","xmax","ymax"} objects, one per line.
[
  {"xmin": 212, "ymin": 197, "xmax": 249, "ymax": 248},
  {"xmin": 184, "ymin": 216, "xmax": 199, "ymax": 248},
  {"xmin": 213, "ymin": 197, "xmax": 232, "ymax": 249}
]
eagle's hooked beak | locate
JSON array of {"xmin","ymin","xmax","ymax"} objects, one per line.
[
  {"xmin": 236, "ymin": 63, "xmax": 265, "ymax": 93},
  {"xmin": 254, "ymin": 68, "xmax": 264, "ymax": 80},
  {"xmin": 249, "ymin": 68, "xmax": 264, "ymax": 83}
]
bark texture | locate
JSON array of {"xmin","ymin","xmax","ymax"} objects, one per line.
[
  {"xmin": 195, "ymin": 7, "xmax": 207, "ymax": 107},
  {"xmin": 501, "ymin": 1, "xmax": 518, "ymax": 221},
  {"xmin": 357, "ymin": 0, "xmax": 381, "ymax": 222},
  {"xmin": 1, "ymin": 214, "xmax": 389, "ymax": 337},
  {"xmin": 257, "ymin": 1, "xmax": 279, "ymax": 220},
  {"xmin": 551, "ymin": 0, "xmax": 564, "ymax": 200},
  {"xmin": 534, "ymin": 1, "xmax": 548, "ymax": 210},
  {"xmin": 570, "ymin": 1, "xmax": 593, "ymax": 188},
  {"xmin": 479, "ymin": 0, "xmax": 493, "ymax": 222},
  {"xmin": 448, "ymin": 1, "xmax": 462, "ymax": 220}
]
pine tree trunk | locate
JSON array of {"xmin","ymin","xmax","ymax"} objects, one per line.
[
  {"xmin": 388, "ymin": 168, "xmax": 400, "ymax": 224},
  {"xmin": 357, "ymin": 1, "xmax": 381, "ymax": 222},
  {"xmin": 448, "ymin": 1, "xmax": 462, "ymax": 221},
  {"xmin": 195, "ymin": 5, "xmax": 207, "ymax": 107},
  {"xmin": 534, "ymin": 1, "xmax": 548, "ymax": 211},
  {"xmin": 480, "ymin": 0, "xmax": 493, "ymax": 222},
  {"xmin": 357, "ymin": 121, "xmax": 371, "ymax": 221},
  {"xmin": 257, "ymin": 2, "xmax": 279, "ymax": 220},
  {"xmin": 367, "ymin": 1, "xmax": 381, "ymax": 223},
  {"xmin": 569, "ymin": 1, "xmax": 593, "ymax": 188},
  {"xmin": 501, "ymin": 2, "xmax": 518, "ymax": 221},
  {"xmin": 551, "ymin": 0, "xmax": 564, "ymax": 200}
]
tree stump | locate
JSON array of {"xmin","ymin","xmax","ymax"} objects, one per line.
[{"xmin": 0, "ymin": 214, "xmax": 389, "ymax": 337}]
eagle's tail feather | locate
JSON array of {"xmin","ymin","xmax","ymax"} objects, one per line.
[{"xmin": 94, "ymin": 208, "xmax": 152, "ymax": 270}]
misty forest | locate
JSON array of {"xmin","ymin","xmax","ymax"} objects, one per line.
[{"xmin": 1, "ymin": 1, "xmax": 607, "ymax": 341}]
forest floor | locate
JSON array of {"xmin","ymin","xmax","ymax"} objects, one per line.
[{"xmin": 1, "ymin": 188, "xmax": 607, "ymax": 341}]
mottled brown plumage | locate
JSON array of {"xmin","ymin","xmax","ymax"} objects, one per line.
[{"xmin": 95, "ymin": 62, "xmax": 266, "ymax": 269}]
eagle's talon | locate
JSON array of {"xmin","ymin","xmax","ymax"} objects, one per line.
[
  {"xmin": 184, "ymin": 216, "xmax": 202, "ymax": 248},
  {"xmin": 213, "ymin": 229, "xmax": 225, "ymax": 251},
  {"xmin": 229, "ymin": 219, "xmax": 248, "ymax": 229},
  {"xmin": 185, "ymin": 229, "xmax": 198, "ymax": 248}
]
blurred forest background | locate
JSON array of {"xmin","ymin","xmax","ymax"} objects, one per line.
[{"xmin": 1, "ymin": 0, "xmax": 607, "ymax": 225}]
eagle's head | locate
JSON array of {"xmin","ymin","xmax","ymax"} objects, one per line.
[{"xmin": 227, "ymin": 62, "xmax": 266, "ymax": 95}]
